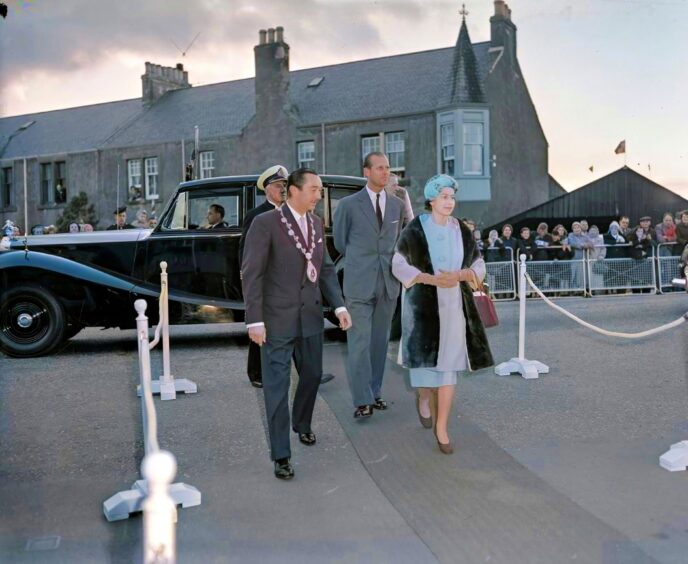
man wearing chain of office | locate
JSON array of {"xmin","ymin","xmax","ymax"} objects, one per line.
[{"xmin": 241, "ymin": 168, "xmax": 352, "ymax": 480}]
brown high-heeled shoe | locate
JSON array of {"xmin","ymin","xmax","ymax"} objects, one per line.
[
  {"xmin": 415, "ymin": 394, "xmax": 433, "ymax": 429},
  {"xmin": 434, "ymin": 430, "xmax": 454, "ymax": 455}
]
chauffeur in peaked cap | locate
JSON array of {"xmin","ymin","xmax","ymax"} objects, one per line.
[{"xmin": 106, "ymin": 206, "xmax": 135, "ymax": 230}]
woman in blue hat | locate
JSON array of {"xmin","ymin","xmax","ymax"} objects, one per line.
[{"xmin": 392, "ymin": 175, "xmax": 493, "ymax": 454}]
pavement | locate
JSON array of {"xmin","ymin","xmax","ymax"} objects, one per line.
[{"xmin": 0, "ymin": 292, "xmax": 687, "ymax": 563}]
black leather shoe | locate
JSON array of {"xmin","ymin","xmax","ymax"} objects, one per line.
[
  {"xmin": 298, "ymin": 432, "xmax": 316, "ymax": 446},
  {"xmin": 320, "ymin": 373, "xmax": 335, "ymax": 384},
  {"xmin": 274, "ymin": 458, "xmax": 294, "ymax": 480},
  {"xmin": 354, "ymin": 405, "xmax": 374, "ymax": 419},
  {"xmin": 373, "ymin": 398, "xmax": 388, "ymax": 410},
  {"xmin": 249, "ymin": 380, "xmax": 263, "ymax": 388}
]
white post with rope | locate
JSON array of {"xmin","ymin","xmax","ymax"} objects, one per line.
[
  {"xmin": 142, "ymin": 450, "xmax": 178, "ymax": 563},
  {"xmin": 140, "ymin": 261, "xmax": 198, "ymax": 400},
  {"xmin": 104, "ymin": 300, "xmax": 201, "ymax": 522},
  {"xmin": 494, "ymin": 254, "xmax": 550, "ymax": 379}
]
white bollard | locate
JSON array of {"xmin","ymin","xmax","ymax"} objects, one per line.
[
  {"xmin": 142, "ymin": 450, "xmax": 178, "ymax": 564},
  {"xmin": 494, "ymin": 254, "xmax": 550, "ymax": 379},
  {"xmin": 142, "ymin": 261, "xmax": 198, "ymax": 400}
]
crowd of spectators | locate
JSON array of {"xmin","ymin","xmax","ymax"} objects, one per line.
[{"xmin": 472, "ymin": 210, "xmax": 688, "ymax": 263}]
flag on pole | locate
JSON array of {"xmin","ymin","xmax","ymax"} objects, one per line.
[
  {"xmin": 588, "ymin": 165, "xmax": 594, "ymax": 172},
  {"xmin": 614, "ymin": 140, "xmax": 626, "ymax": 154},
  {"xmin": 648, "ymin": 163, "xmax": 651, "ymax": 172}
]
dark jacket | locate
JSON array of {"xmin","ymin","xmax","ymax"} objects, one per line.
[
  {"xmin": 532, "ymin": 234, "xmax": 553, "ymax": 261},
  {"xmin": 517, "ymin": 236, "xmax": 534, "ymax": 261},
  {"xmin": 500, "ymin": 236, "xmax": 518, "ymax": 261},
  {"xmin": 628, "ymin": 227, "xmax": 656, "ymax": 259},
  {"xmin": 241, "ymin": 207, "xmax": 344, "ymax": 339},
  {"xmin": 395, "ymin": 216, "xmax": 493, "ymax": 371},
  {"xmin": 238, "ymin": 200, "xmax": 275, "ymax": 266},
  {"xmin": 603, "ymin": 233, "xmax": 630, "ymax": 259}
]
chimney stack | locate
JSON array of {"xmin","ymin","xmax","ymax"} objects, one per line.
[
  {"xmin": 490, "ymin": 1, "xmax": 517, "ymax": 65},
  {"xmin": 254, "ymin": 25, "xmax": 290, "ymax": 119},
  {"xmin": 141, "ymin": 62, "xmax": 191, "ymax": 106}
]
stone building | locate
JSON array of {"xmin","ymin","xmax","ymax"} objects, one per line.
[{"xmin": 0, "ymin": 1, "xmax": 550, "ymax": 230}]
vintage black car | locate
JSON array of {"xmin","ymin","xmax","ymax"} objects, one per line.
[{"xmin": 0, "ymin": 174, "xmax": 369, "ymax": 357}]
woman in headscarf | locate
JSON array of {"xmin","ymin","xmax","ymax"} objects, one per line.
[{"xmin": 392, "ymin": 175, "xmax": 494, "ymax": 454}]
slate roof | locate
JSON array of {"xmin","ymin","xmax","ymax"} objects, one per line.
[
  {"xmin": 0, "ymin": 33, "xmax": 492, "ymax": 157},
  {"xmin": 449, "ymin": 20, "xmax": 486, "ymax": 104},
  {"xmin": 0, "ymin": 99, "xmax": 142, "ymax": 159},
  {"xmin": 486, "ymin": 167, "xmax": 688, "ymax": 232}
]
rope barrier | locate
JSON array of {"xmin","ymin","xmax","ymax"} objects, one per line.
[
  {"xmin": 148, "ymin": 278, "xmax": 167, "ymax": 350},
  {"xmin": 524, "ymin": 272, "xmax": 687, "ymax": 339}
]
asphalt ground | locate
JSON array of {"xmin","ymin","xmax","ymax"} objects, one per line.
[{"xmin": 0, "ymin": 292, "xmax": 687, "ymax": 563}]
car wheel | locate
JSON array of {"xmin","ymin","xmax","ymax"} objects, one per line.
[{"xmin": 0, "ymin": 284, "xmax": 66, "ymax": 357}]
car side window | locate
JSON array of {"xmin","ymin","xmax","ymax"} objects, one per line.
[
  {"xmin": 329, "ymin": 186, "xmax": 358, "ymax": 219},
  {"xmin": 188, "ymin": 189, "xmax": 243, "ymax": 229}
]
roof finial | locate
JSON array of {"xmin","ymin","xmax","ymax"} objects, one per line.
[{"xmin": 459, "ymin": 3, "xmax": 469, "ymax": 22}]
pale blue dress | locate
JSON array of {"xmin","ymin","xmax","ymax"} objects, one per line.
[{"xmin": 392, "ymin": 214, "xmax": 478, "ymax": 388}]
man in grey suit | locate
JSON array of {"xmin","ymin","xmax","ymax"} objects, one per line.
[
  {"xmin": 242, "ymin": 168, "xmax": 352, "ymax": 480},
  {"xmin": 333, "ymin": 152, "xmax": 405, "ymax": 419}
]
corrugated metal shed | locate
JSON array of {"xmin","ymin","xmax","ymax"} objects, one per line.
[{"xmin": 487, "ymin": 167, "xmax": 688, "ymax": 232}]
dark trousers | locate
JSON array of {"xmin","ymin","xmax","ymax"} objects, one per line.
[{"xmin": 261, "ymin": 332, "xmax": 323, "ymax": 461}]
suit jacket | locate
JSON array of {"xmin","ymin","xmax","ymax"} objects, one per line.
[
  {"xmin": 239, "ymin": 200, "xmax": 275, "ymax": 266},
  {"xmin": 242, "ymin": 207, "xmax": 344, "ymax": 339},
  {"xmin": 333, "ymin": 188, "xmax": 405, "ymax": 300}
]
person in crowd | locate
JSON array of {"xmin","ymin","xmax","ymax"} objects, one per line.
[
  {"xmin": 205, "ymin": 204, "xmax": 229, "ymax": 229},
  {"xmin": 44, "ymin": 225, "xmax": 57, "ymax": 234},
  {"xmin": 473, "ymin": 228, "xmax": 484, "ymax": 253},
  {"xmin": 106, "ymin": 206, "xmax": 134, "ymax": 230},
  {"xmin": 500, "ymin": 223, "xmax": 518, "ymax": 261},
  {"xmin": 603, "ymin": 221, "xmax": 628, "ymax": 258},
  {"xmin": 517, "ymin": 226, "xmax": 534, "ymax": 261},
  {"xmin": 241, "ymin": 168, "xmax": 351, "ymax": 480},
  {"xmin": 587, "ymin": 226, "xmax": 605, "ymax": 259},
  {"xmin": 628, "ymin": 216, "xmax": 656, "ymax": 260},
  {"xmin": 68, "ymin": 222, "xmax": 80, "ymax": 233},
  {"xmin": 392, "ymin": 174, "xmax": 493, "ymax": 454},
  {"xmin": 386, "ymin": 173, "xmax": 414, "ymax": 226},
  {"xmin": 30, "ymin": 225, "xmax": 45, "ymax": 236},
  {"xmin": 484, "ymin": 229, "xmax": 504, "ymax": 263},
  {"xmin": 655, "ymin": 212, "xmax": 677, "ymax": 256},
  {"xmin": 548, "ymin": 225, "xmax": 571, "ymax": 291},
  {"xmin": 82, "ymin": 223, "xmax": 94, "ymax": 232},
  {"xmin": 580, "ymin": 219, "xmax": 589, "ymax": 236},
  {"xmin": 532, "ymin": 222, "xmax": 553, "ymax": 261},
  {"xmin": 567, "ymin": 221, "xmax": 590, "ymax": 288},
  {"xmin": 132, "ymin": 209, "xmax": 152, "ymax": 229},
  {"xmin": 677, "ymin": 210, "xmax": 688, "ymax": 252},
  {"xmin": 618, "ymin": 216, "xmax": 633, "ymax": 239},
  {"xmin": 333, "ymin": 152, "xmax": 405, "ymax": 420},
  {"xmin": 239, "ymin": 165, "xmax": 289, "ymax": 388}
]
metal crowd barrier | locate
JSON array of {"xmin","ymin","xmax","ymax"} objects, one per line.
[
  {"xmin": 657, "ymin": 243, "xmax": 682, "ymax": 293},
  {"xmin": 484, "ymin": 246, "xmax": 516, "ymax": 300},
  {"xmin": 483, "ymin": 241, "xmax": 686, "ymax": 298}
]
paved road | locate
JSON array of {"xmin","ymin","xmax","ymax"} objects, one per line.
[{"xmin": 1, "ymin": 293, "xmax": 686, "ymax": 563}]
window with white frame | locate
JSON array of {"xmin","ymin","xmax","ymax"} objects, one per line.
[
  {"xmin": 144, "ymin": 157, "xmax": 159, "ymax": 200},
  {"xmin": 200, "ymin": 151, "xmax": 215, "ymax": 179},
  {"xmin": 127, "ymin": 159, "xmax": 143, "ymax": 201},
  {"xmin": 40, "ymin": 161, "xmax": 67, "ymax": 205},
  {"xmin": 297, "ymin": 141, "xmax": 315, "ymax": 169},
  {"xmin": 385, "ymin": 131, "xmax": 406, "ymax": 175},
  {"xmin": 462, "ymin": 116, "xmax": 484, "ymax": 175},
  {"xmin": 1, "ymin": 166, "xmax": 13, "ymax": 208},
  {"xmin": 361, "ymin": 135, "xmax": 381, "ymax": 164},
  {"xmin": 440, "ymin": 122, "xmax": 455, "ymax": 176}
]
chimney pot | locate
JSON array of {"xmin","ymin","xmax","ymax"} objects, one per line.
[
  {"xmin": 494, "ymin": 0, "xmax": 507, "ymax": 18},
  {"xmin": 267, "ymin": 28, "xmax": 275, "ymax": 43},
  {"xmin": 259, "ymin": 29, "xmax": 267, "ymax": 44},
  {"xmin": 176, "ymin": 63, "xmax": 184, "ymax": 71},
  {"xmin": 276, "ymin": 26, "xmax": 284, "ymax": 42}
]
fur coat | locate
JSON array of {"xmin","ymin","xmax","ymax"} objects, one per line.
[{"xmin": 395, "ymin": 216, "xmax": 494, "ymax": 371}]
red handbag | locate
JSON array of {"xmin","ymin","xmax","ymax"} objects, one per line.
[{"xmin": 473, "ymin": 282, "xmax": 499, "ymax": 328}]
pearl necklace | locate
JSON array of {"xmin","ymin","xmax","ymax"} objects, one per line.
[{"xmin": 279, "ymin": 208, "xmax": 318, "ymax": 283}]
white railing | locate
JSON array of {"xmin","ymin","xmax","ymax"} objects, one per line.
[
  {"xmin": 103, "ymin": 300, "xmax": 201, "ymax": 561},
  {"xmin": 484, "ymin": 246, "xmax": 516, "ymax": 300},
  {"xmin": 142, "ymin": 261, "xmax": 198, "ymax": 400},
  {"xmin": 657, "ymin": 243, "xmax": 682, "ymax": 293}
]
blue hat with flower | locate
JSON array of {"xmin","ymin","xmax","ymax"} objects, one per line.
[{"xmin": 423, "ymin": 174, "xmax": 458, "ymax": 200}]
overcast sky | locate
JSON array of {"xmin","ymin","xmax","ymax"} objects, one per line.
[{"xmin": 1, "ymin": 0, "xmax": 686, "ymax": 196}]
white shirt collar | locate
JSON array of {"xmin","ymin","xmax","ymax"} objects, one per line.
[
  {"xmin": 285, "ymin": 202, "xmax": 305, "ymax": 222},
  {"xmin": 266, "ymin": 197, "xmax": 281, "ymax": 208},
  {"xmin": 365, "ymin": 185, "xmax": 385, "ymax": 202}
]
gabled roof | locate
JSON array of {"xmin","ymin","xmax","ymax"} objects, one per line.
[
  {"xmin": 1, "ymin": 38, "xmax": 493, "ymax": 157},
  {"xmin": 488, "ymin": 166, "xmax": 688, "ymax": 230}
]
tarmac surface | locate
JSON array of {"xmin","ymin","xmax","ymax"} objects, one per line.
[{"xmin": 1, "ymin": 293, "xmax": 687, "ymax": 563}]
